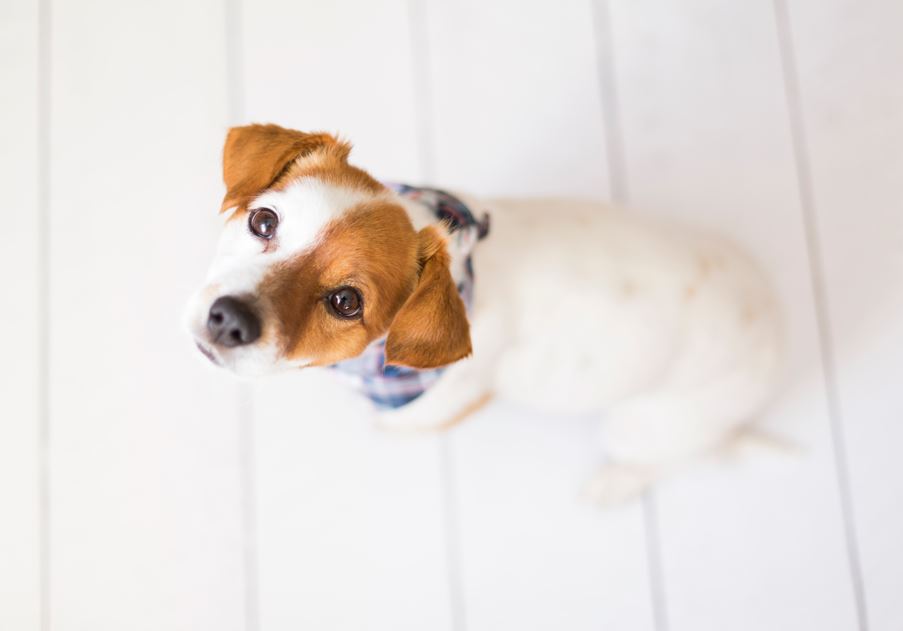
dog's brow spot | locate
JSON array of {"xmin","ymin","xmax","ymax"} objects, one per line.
[
  {"xmin": 742, "ymin": 305, "xmax": 759, "ymax": 324},
  {"xmin": 620, "ymin": 280, "xmax": 638, "ymax": 298},
  {"xmin": 697, "ymin": 253, "xmax": 727, "ymax": 279}
]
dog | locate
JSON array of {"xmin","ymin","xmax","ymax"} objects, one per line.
[{"xmin": 186, "ymin": 123, "xmax": 784, "ymax": 504}]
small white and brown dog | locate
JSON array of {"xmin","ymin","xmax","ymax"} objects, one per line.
[{"xmin": 186, "ymin": 123, "xmax": 784, "ymax": 504}]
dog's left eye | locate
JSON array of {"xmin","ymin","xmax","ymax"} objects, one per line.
[{"xmin": 249, "ymin": 208, "xmax": 278, "ymax": 239}]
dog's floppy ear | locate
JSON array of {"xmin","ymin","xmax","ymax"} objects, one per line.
[
  {"xmin": 385, "ymin": 227, "xmax": 472, "ymax": 369},
  {"xmin": 220, "ymin": 124, "xmax": 347, "ymax": 212}
]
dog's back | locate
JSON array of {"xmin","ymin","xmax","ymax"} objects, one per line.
[{"xmin": 469, "ymin": 198, "xmax": 783, "ymax": 445}]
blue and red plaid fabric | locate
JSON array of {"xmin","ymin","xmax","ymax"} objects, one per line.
[{"xmin": 330, "ymin": 183, "xmax": 489, "ymax": 409}]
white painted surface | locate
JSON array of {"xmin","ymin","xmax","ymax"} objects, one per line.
[
  {"xmin": 3, "ymin": 1, "xmax": 901, "ymax": 629},
  {"xmin": 240, "ymin": 0, "xmax": 422, "ymax": 183},
  {"xmin": 425, "ymin": 0, "xmax": 611, "ymax": 199},
  {"xmin": 451, "ymin": 406, "xmax": 657, "ymax": 631},
  {"xmin": 47, "ymin": 1, "xmax": 245, "ymax": 629},
  {"xmin": 787, "ymin": 1, "xmax": 903, "ymax": 628},
  {"xmin": 608, "ymin": 2, "xmax": 860, "ymax": 629},
  {"xmin": 252, "ymin": 372, "xmax": 454, "ymax": 631},
  {"xmin": 0, "ymin": 1, "xmax": 41, "ymax": 629}
]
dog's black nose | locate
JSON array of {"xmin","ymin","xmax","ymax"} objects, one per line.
[{"xmin": 207, "ymin": 296, "xmax": 261, "ymax": 347}]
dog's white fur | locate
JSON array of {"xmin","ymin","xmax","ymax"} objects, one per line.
[
  {"xmin": 189, "ymin": 179, "xmax": 784, "ymax": 505},
  {"xmin": 382, "ymin": 194, "xmax": 783, "ymax": 502}
]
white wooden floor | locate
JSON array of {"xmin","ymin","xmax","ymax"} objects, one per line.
[{"xmin": 2, "ymin": 1, "xmax": 902, "ymax": 629}]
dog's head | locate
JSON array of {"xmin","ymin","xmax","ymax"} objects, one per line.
[{"xmin": 186, "ymin": 123, "xmax": 471, "ymax": 376}]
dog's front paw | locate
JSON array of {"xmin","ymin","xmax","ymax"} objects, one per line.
[{"xmin": 581, "ymin": 463, "xmax": 654, "ymax": 507}]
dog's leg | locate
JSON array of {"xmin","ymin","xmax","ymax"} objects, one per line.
[
  {"xmin": 583, "ymin": 393, "xmax": 721, "ymax": 507},
  {"xmin": 375, "ymin": 363, "xmax": 494, "ymax": 433},
  {"xmin": 584, "ymin": 366, "xmax": 778, "ymax": 506},
  {"xmin": 376, "ymin": 307, "xmax": 506, "ymax": 433}
]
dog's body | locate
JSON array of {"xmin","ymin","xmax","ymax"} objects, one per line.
[
  {"xmin": 188, "ymin": 124, "xmax": 783, "ymax": 504},
  {"xmin": 381, "ymin": 194, "xmax": 783, "ymax": 501}
]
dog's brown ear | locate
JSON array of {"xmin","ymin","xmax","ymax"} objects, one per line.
[
  {"xmin": 220, "ymin": 124, "xmax": 347, "ymax": 212},
  {"xmin": 385, "ymin": 227, "xmax": 472, "ymax": 370}
]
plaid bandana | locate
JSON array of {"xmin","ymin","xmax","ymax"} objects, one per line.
[{"xmin": 331, "ymin": 183, "xmax": 490, "ymax": 409}]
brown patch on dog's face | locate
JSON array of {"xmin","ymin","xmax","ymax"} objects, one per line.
[{"xmin": 259, "ymin": 200, "xmax": 421, "ymax": 366}]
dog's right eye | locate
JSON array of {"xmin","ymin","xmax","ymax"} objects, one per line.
[
  {"xmin": 327, "ymin": 287, "xmax": 363, "ymax": 319},
  {"xmin": 249, "ymin": 208, "xmax": 278, "ymax": 240}
]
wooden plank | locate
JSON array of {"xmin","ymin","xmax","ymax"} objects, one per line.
[
  {"xmin": 240, "ymin": 1, "xmax": 455, "ymax": 629},
  {"xmin": 426, "ymin": 0, "xmax": 611, "ymax": 199},
  {"xmin": 426, "ymin": 1, "xmax": 656, "ymax": 629},
  {"xmin": 47, "ymin": 1, "xmax": 246, "ymax": 629},
  {"xmin": 0, "ymin": 0, "xmax": 41, "ymax": 629},
  {"xmin": 450, "ymin": 407, "xmax": 656, "ymax": 631},
  {"xmin": 606, "ymin": 1, "xmax": 860, "ymax": 629},
  {"xmin": 784, "ymin": 1, "xmax": 903, "ymax": 627},
  {"xmin": 240, "ymin": 0, "xmax": 422, "ymax": 183},
  {"xmin": 251, "ymin": 373, "xmax": 453, "ymax": 631}
]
